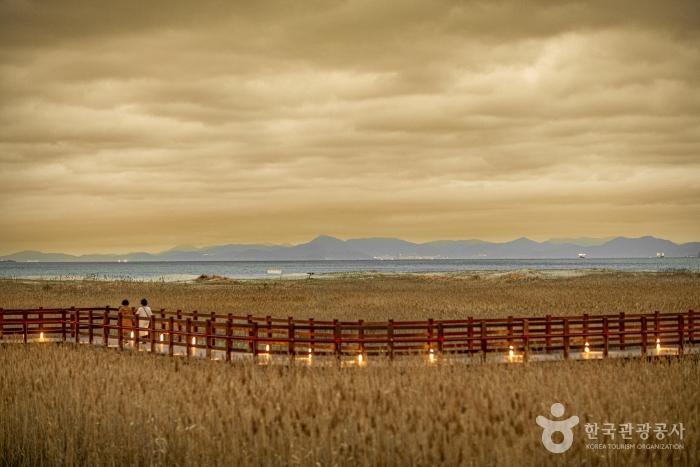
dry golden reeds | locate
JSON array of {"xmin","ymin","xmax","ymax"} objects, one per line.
[
  {"xmin": 0, "ymin": 271, "xmax": 698, "ymax": 321},
  {"xmin": 2, "ymin": 272, "xmax": 699, "ymax": 466},
  {"xmin": 0, "ymin": 345, "xmax": 697, "ymax": 466}
]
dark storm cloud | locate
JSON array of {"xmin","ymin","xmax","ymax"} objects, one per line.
[{"xmin": 1, "ymin": 0, "xmax": 699, "ymax": 253}]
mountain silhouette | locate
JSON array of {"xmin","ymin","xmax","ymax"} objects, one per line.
[{"xmin": 1, "ymin": 235, "xmax": 698, "ymax": 262}]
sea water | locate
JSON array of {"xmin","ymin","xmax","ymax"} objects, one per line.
[{"xmin": 0, "ymin": 258, "xmax": 698, "ymax": 282}]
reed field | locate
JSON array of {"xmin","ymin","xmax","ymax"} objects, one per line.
[
  {"xmin": 1, "ymin": 271, "xmax": 699, "ymax": 466},
  {"xmin": 0, "ymin": 271, "xmax": 699, "ymax": 321},
  {"xmin": 0, "ymin": 345, "xmax": 697, "ymax": 466}
]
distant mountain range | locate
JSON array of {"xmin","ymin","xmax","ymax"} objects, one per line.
[{"xmin": 1, "ymin": 235, "xmax": 699, "ymax": 262}]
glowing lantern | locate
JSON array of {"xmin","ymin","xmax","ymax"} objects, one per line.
[
  {"xmin": 159, "ymin": 333, "xmax": 164, "ymax": 342},
  {"xmin": 656, "ymin": 338, "xmax": 661, "ymax": 352},
  {"xmin": 508, "ymin": 345, "xmax": 514, "ymax": 358},
  {"xmin": 584, "ymin": 342, "xmax": 590, "ymax": 353},
  {"xmin": 429, "ymin": 348, "xmax": 436, "ymax": 363}
]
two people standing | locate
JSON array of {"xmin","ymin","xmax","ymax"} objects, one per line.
[{"xmin": 118, "ymin": 298, "xmax": 153, "ymax": 339}]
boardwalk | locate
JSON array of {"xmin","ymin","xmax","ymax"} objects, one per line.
[{"xmin": 0, "ymin": 307, "xmax": 696, "ymax": 364}]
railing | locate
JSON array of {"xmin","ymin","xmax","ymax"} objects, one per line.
[{"xmin": 0, "ymin": 307, "xmax": 696, "ymax": 362}]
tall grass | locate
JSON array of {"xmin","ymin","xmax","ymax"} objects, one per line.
[
  {"xmin": 0, "ymin": 345, "xmax": 697, "ymax": 466},
  {"xmin": 1, "ymin": 271, "xmax": 698, "ymax": 321},
  {"xmin": 2, "ymin": 272, "xmax": 698, "ymax": 466}
]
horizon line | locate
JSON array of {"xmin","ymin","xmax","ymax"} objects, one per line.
[{"xmin": 1, "ymin": 234, "xmax": 698, "ymax": 258}]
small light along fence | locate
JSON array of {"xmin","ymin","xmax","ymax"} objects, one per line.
[{"xmin": 0, "ymin": 307, "xmax": 696, "ymax": 364}]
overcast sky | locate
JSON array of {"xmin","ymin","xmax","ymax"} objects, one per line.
[{"xmin": 1, "ymin": 0, "xmax": 699, "ymax": 254}]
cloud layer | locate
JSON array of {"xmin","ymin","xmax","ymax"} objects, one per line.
[{"xmin": 1, "ymin": 0, "xmax": 699, "ymax": 253}]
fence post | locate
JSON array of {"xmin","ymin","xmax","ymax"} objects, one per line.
[
  {"xmin": 193, "ymin": 310, "xmax": 198, "ymax": 335},
  {"xmin": 226, "ymin": 316, "xmax": 233, "ymax": 362},
  {"xmin": 678, "ymin": 315, "xmax": 684, "ymax": 356},
  {"xmin": 641, "ymin": 316, "xmax": 647, "ymax": 356},
  {"xmin": 205, "ymin": 320, "xmax": 212, "ymax": 359},
  {"xmin": 334, "ymin": 319, "xmax": 342, "ymax": 360},
  {"xmin": 88, "ymin": 309, "xmax": 94, "ymax": 345},
  {"xmin": 130, "ymin": 307, "xmax": 137, "ymax": 347},
  {"xmin": 0, "ymin": 308, "xmax": 3, "ymax": 342},
  {"xmin": 247, "ymin": 316, "xmax": 255, "ymax": 355},
  {"xmin": 507, "ymin": 316, "xmax": 513, "ymax": 350},
  {"xmin": 208, "ymin": 314, "xmax": 215, "ymax": 352},
  {"xmin": 309, "ymin": 318, "xmax": 315, "ymax": 355},
  {"xmin": 688, "ymin": 310, "xmax": 695, "ymax": 345},
  {"xmin": 603, "ymin": 316, "xmax": 609, "ymax": 357},
  {"xmin": 427, "ymin": 318, "xmax": 434, "ymax": 352},
  {"xmin": 133, "ymin": 311, "xmax": 139, "ymax": 351},
  {"xmin": 149, "ymin": 316, "xmax": 156, "ymax": 353},
  {"xmin": 288, "ymin": 317, "xmax": 295, "ymax": 358},
  {"xmin": 523, "ymin": 319, "xmax": 529, "ymax": 363},
  {"xmin": 22, "ymin": 310, "xmax": 28, "ymax": 346},
  {"xmin": 168, "ymin": 317, "xmax": 175, "ymax": 357},
  {"xmin": 358, "ymin": 319, "xmax": 365, "ymax": 356},
  {"xmin": 387, "ymin": 319, "xmax": 394, "ymax": 360},
  {"xmin": 61, "ymin": 309, "xmax": 66, "ymax": 342},
  {"xmin": 186, "ymin": 318, "xmax": 192, "ymax": 358},
  {"xmin": 583, "ymin": 313, "xmax": 589, "ymax": 346},
  {"xmin": 103, "ymin": 309, "xmax": 109, "ymax": 347},
  {"xmin": 437, "ymin": 322, "xmax": 444, "ymax": 354},
  {"xmin": 117, "ymin": 311, "xmax": 123, "ymax": 351},
  {"xmin": 545, "ymin": 314, "xmax": 552, "ymax": 353},
  {"xmin": 246, "ymin": 315, "xmax": 252, "ymax": 353},
  {"xmin": 654, "ymin": 310, "xmax": 660, "ymax": 344},
  {"xmin": 619, "ymin": 312, "xmax": 625, "ymax": 351},
  {"xmin": 480, "ymin": 321, "xmax": 487, "ymax": 362},
  {"xmin": 563, "ymin": 318, "xmax": 570, "ymax": 360},
  {"xmin": 251, "ymin": 321, "xmax": 259, "ymax": 358},
  {"xmin": 467, "ymin": 317, "xmax": 473, "ymax": 356},
  {"xmin": 266, "ymin": 315, "xmax": 272, "ymax": 342},
  {"xmin": 74, "ymin": 309, "xmax": 80, "ymax": 344},
  {"xmin": 210, "ymin": 312, "xmax": 216, "ymax": 351},
  {"xmin": 177, "ymin": 310, "xmax": 183, "ymax": 343},
  {"xmin": 37, "ymin": 307, "xmax": 43, "ymax": 342}
]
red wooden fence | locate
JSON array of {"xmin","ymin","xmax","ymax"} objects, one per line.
[{"xmin": 0, "ymin": 307, "xmax": 696, "ymax": 362}]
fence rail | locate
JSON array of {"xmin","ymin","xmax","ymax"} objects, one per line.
[{"xmin": 0, "ymin": 307, "xmax": 696, "ymax": 362}]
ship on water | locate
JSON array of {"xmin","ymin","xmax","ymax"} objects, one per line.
[{"xmin": 578, "ymin": 253, "xmax": 587, "ymax": 259}]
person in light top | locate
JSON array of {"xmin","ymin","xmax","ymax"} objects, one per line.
[{"xmin": 136, "ymin": 298, "xmax": 153, "ymax": 339}]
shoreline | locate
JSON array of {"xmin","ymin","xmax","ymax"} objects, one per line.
[{"xmin": 1, "ymin": 268, "xmax": 699, "ymax": 285}]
